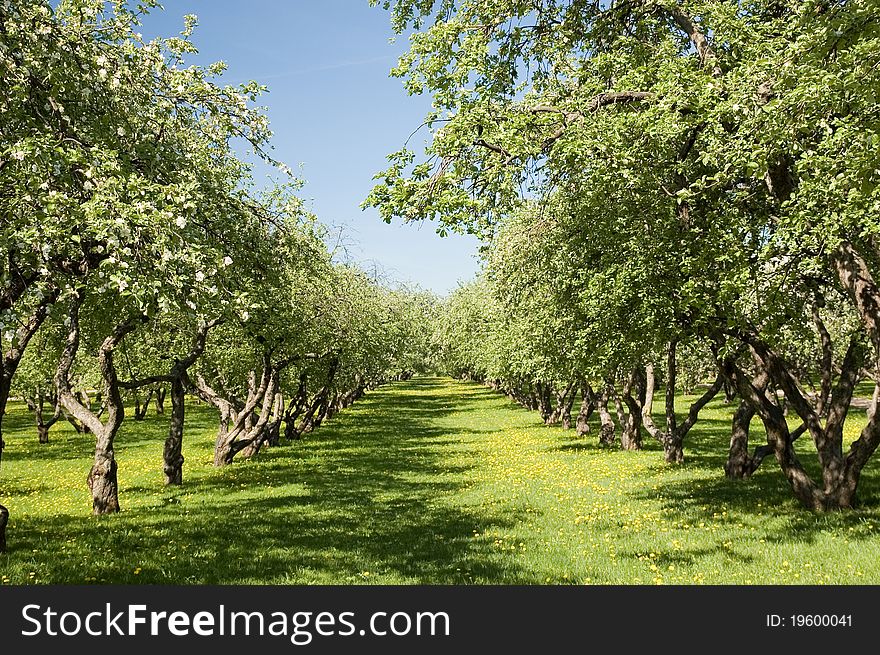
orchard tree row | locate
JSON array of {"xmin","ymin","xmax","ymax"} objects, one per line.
[
  {"xmin": 0, "ymin": 0, "xmax": 434, "ymax": 552},
  {"xmin": 368, "ymin": 0, "xmax": 880, "ymax": 510}
]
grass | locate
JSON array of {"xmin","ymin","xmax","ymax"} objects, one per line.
[{"xmin": 1, "ymin": 375, "xmax": 880, "ymax": 585}]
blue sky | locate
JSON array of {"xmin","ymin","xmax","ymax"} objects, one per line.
[{"xmin": 138, "ymin": 0, "xmax": 481, "ymax": 294}]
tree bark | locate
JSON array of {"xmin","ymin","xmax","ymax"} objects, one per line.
[
  {"xmin": 813, "ymin": 304, "xmax": 833, "ymax": 417},
  {"xmin": 724, "ymin": 398, "xmax": 774, "ymax": 478},
  {"xmin": 0, "ymin": 290, "xmax": 57, "ymax": 545},
  {"xmin": 615, "ymin": 369, "xmax": 644, "ymax": 451},
  {"xmin": 597, "ymin": 383, "xmax": 616, "ymax": 446},
  {"xmin": 575, "ymin": 382, "xmax": 595, "ymax": 436},
  {"xmin": 266, "ymin": 390, "xmax": 284, "ymax": 447},
  {"xmin": 284, "ymin": 373, "xmax": 308, "ymax": 441},
  {"xmin": 293, "ymin": 358, "xmax": 340, "ymax": 438},
  {"xmin": 201, "ymin": 355, "xmax": 288, "ymax": 465},
  {"xmin": 555, "ymin": 381, "xmax": 577, "ymax": 429},
  {"xmin": 163, "ymin": 377, "xmax": 185, "ymax": 485},
  {"xmin": 159, "ymin": 318, "xmax": 221, "ymax": 482},
  {"xmin": 25, "ymin": 389, "xmax": 61, "ymax": 444},
  {"xmin": 536, "ymin": 382, "xmax": 554, "ymax": 424},
  {"xmin": 155, "ymin": 386, "xmax": 167, "ymax": 415},
  {"xmin": 0, "ymin": 503, "xmax": 7, "ymax": 553},
  {"xmin": 87, "ymin": 426, "xmax": 120, "ymax": 514},
  {"xmin": 133, "ymin": 388, "xmax": 153, "ymax": 421},
  {"xmin": 724, "ymin": 368, "xmax": 773, "ymax": 478}
]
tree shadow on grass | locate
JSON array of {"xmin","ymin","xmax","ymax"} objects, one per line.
[
  {"xmin": 1, "ymin": 377, "xmax": 541, "ymax": 584},
  {"xmin": 628, "ymin": 460, "xmax": 880, "ymax": 548}
]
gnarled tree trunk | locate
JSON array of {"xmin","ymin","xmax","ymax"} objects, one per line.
[
  {"xmin": 614, "ymin": 369, "xmax": 644, "ymax": 451},
  {"xmin": 284, "ymin": 373, "xmax": 308, "ymax": 441},
  {"xmin": 24, "ymin": 388, "xmax": 61, "ymax": 444},
  {"xmin": 55, "ymin": 294, "xmax": 146, "ymax": 515},
  {"xmin": 163, "ymin": 378, "xmax": 185, "ymax": 485},
  {"xmin": 88, "ymin": 426, "xmax": 120, "ymax": 514},
  {"xmin": 642, "ymin": 343, "xmax": 723, "ymax": 464},
  {"xmin": 132, "ymin": 388, "xmax": 154, "ymax": 421},
  {"xmin": 575, "ymin": 382, "xmax": 595, "ymax": 436},
  {"xmin": 723, "ymin": 369, "xmax": 775, "ymax": 478},
  {"xmin": 597, "ymin": 383, "xmax": 616, "ymax": 446},
  {"xmin": 722, "ymin": 309, "xmax": 875, "ymax": 511}
]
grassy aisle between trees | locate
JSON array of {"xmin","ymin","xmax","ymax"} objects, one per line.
[{"xmin": 2, "ymin": 376, "xmax": 880, "ymax": 585}]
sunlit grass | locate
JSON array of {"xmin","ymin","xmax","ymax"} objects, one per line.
[{"xmin": 1, "ymin": 376, "xmax": 879, "ymax": 585}]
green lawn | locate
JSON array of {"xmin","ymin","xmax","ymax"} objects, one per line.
[{"xmin": 2, "ymin": 375, "xmax": 880, "ymax": 585}]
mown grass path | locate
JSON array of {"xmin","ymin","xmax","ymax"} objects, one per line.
[{"xmin": 2, "ymin": 376, "xmax": 880, "ymax": 584}]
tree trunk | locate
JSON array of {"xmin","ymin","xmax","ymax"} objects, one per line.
[
  {"xmin": 163, "ymin": 378, "xmax": 185, "ymax": 485},
  {"xmin": 133, "ymin": 388, "xmax": 153, "ymax": 421},
  {"xmin": 597, "ymin": 384, "xmax": 616, "ymax": 446},
  {"xmin": 0, "ymin": 375, "xmax": 9, "ymax": 551},
  {"xmin": 644, "ymin": 352, "xmax": 723, "ymax": 464},
  {"xmin": 813, "ymin": 304, "xmax": 833, "ymax": 417},
  {"xmin": 723, "ymin": 398, "xmax": 773, "ymax": 478},
  {"xmin": 536, "ymin": 382, "xmax": 554, "ymax": 424},
  {"xmin": 0, "ymin": 280, "xmax": 59, "ymax": 550},
  {"xmin": 27, "ymin": 390, "xmax": 60, "ymax": 444},
  {"xmin": 284, "ymin": 373, "xmax": 308, "ymax": 441},
  {"xmin": 616, "ymin": 369, "xmax": 644, "ymax": 451},
  {"xmin": 722, "ymin": 323, "xmax": 872, "ymax": 510},
  {"xmin": 213, "ymin": 405, "xmax": 234, "ymax": 466},
  {"xmin": 266, "ymin": 391, "xmax": 283, "ymax": 447},
  {"xmin": 575, "ymin": 383, "xmax": 595, "ymax": 436},
  {"xmin": 554, "ymin": 381, "xmax": 576, "ymax": 429},
  {"xmin": 662, "ymin": 434, "xmax": 684, "ymax": 464},
  {"xmin": 0, "ymin": 504, "xmax": 7, "ymax": 553},
  {"xmin": 87, "ymin": 427, "xmax": 120, "ymax": 515},
  {"xmin": 722, "ymin": 379, "xmax": 736, "ymax": 404},
  {"xmin": 133, "ymin": 391, "xmax": 142, "ymax": 421},
  {"xmin": 55, "ymin": 296, "xmax": 146, "ymax": 515},
  {"xmin": 155, "ymin": 387, "xmax": 167, "ymax": 415},
  {"xmin": 326, "ymin": 391, "xmax": 340, "ymax": 420},
  {"xmin": 662, "ymin": 343, "xmax": 681, "ymax": 462}
]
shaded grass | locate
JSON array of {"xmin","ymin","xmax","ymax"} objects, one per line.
[{"xmin": 1, "ymin": 376, "xmax": 880, "ymax": 585}]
